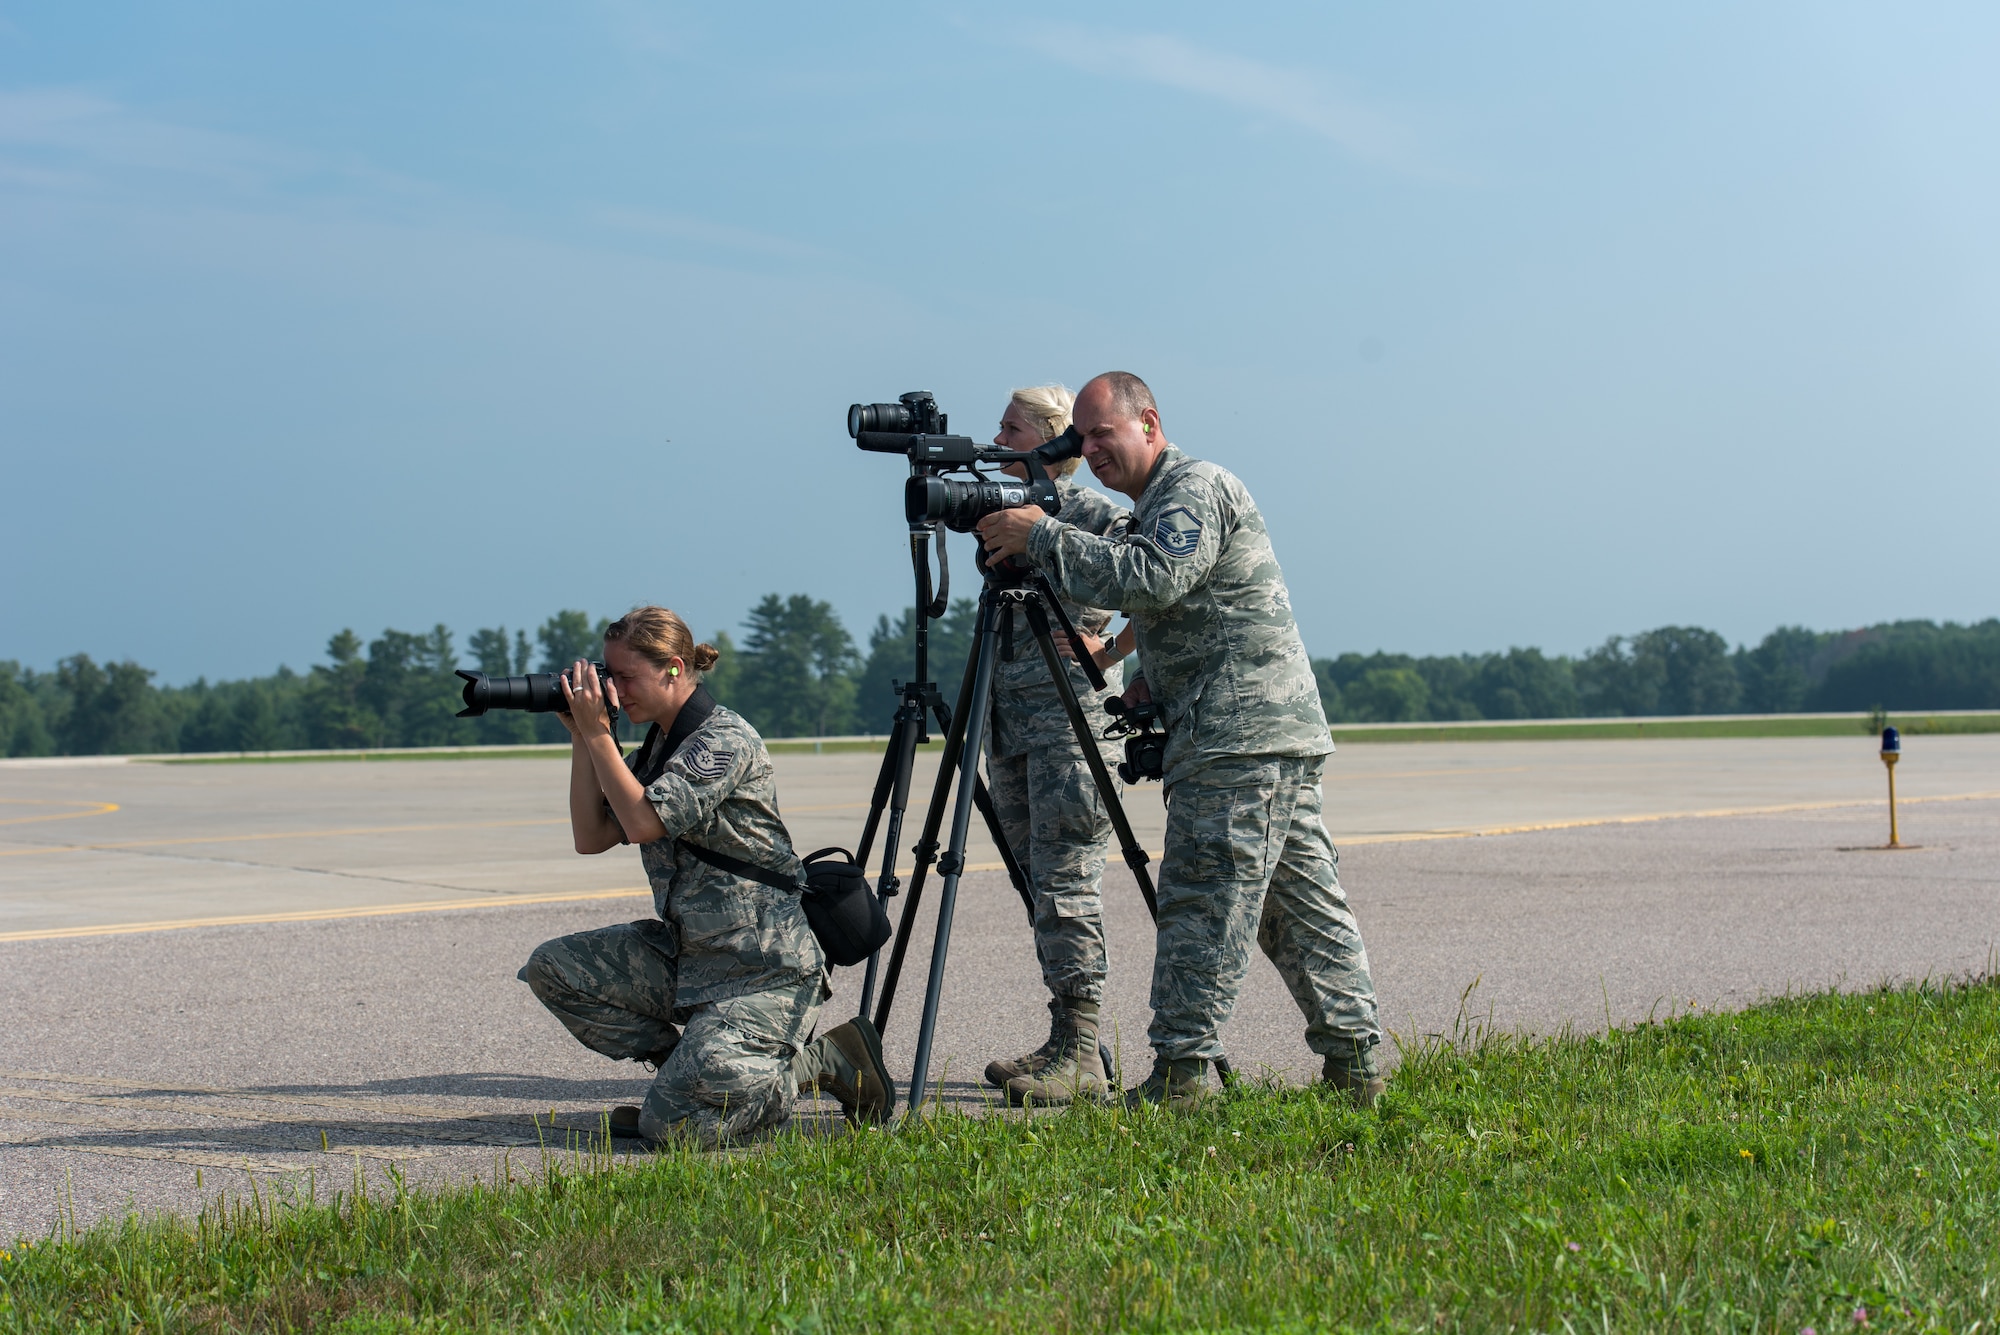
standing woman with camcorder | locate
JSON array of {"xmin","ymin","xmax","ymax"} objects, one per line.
[
  {"xmin": 517, "ymin": 605, "xmax": 894, "ymax": 1146},
  {"xmin": 980, "ymin": 385, "xmax": 1134, "ymax": 1105}
]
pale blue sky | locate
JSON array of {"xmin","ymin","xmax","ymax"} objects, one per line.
[{"xmin": 4, "ymin": 3, "xmax": 1996, "ymax": 682}]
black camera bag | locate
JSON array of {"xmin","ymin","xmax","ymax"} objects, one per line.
[{"xmin": 675, "ymin": 840, "xmax": 890, "ymax": 968}]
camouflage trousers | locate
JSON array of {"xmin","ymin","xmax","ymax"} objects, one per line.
[
  {"xmin": 519, "ymin": 920, "xmax": 822, "ymax": 1148},
  {"xmin": 1150, "ymin": 755, "xmax": 1380, "ymax": 1063},
  {"xmin": 987, "ymin": 742, "xmax": 1114, "ymax": 1005}
]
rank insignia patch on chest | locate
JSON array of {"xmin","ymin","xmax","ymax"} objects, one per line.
[
  {"xmin": 1153, "ymin": 506, "xmax": 1203, "ymax": 557},
  {"xmin": 678, "ymin": 740, "xmax": 734, "ymax": 781}
]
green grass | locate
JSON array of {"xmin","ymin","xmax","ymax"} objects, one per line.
[
  {"xmin": 6, "ymin": 979, "xmax": 1998, "ymax": 1332},
  {"xmin": 1330, "ymin": 712, "xmax": 2000, "ymax": 744}
]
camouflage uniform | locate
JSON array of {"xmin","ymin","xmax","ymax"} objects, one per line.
[
  {"xmin": 987, "ymin": 477, "xmax": 1129, "ymax": 1006},
  {"xmin": 1025, "ymin": 444, "xmax": 1381, "ymax": 1066},
  {"xmin": 520, "ymin": 691, "xmax": 828, "ymax": 1147}
]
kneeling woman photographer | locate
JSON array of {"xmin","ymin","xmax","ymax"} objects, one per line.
[{"xmin": 518, "ymin": 605, "xmax": 893, "ymax": 1145}]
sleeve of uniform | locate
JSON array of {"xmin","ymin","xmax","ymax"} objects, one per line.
[
  {"xmin": 1026, "ymin": 474, "xmax": 1222, "ymax": 615},
  {"xmin": 1059, "ymin": 486, "xmax": 1130, "ymax": 539},
  {"xmin": 642, "ymin": 727, "xmax": 755, "ymax": 841}
]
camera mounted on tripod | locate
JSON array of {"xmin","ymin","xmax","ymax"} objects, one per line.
[
  {"xmin": 1103, "ymin": 694, "xmax": 1167, "ymax": 784},
  {"xmin": 848, "ymin": 390, "xmax": 1085, "ymax": 579},
  {"xmin": 839, "ymin": 385, "xmax": 1237, "ymax": 1110}
]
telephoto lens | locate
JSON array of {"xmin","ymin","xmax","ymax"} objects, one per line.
[{"xmin": 455, "ymin": 663, "xmax": 607, "ymax": 718}]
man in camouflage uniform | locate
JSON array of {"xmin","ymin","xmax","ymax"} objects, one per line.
[
  {"xmin": 982, "ymin": 447, "xmax": 1130, "ymax": 1106},
  {"xmin": 521, "ymin": 676, "xmax": 894, "ymax": 1147},
  {"xmin": 977, "ymin": 372, "xmax": 1385, "ymax": 1110}
]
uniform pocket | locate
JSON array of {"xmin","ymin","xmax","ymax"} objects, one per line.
[
  {"xmin": 1175, "ymin": 781, "xmax": 1277, "ymax": 883},
  {"xmin": 1048, "ymin": 893, "xmax": 1100, "ymax": 919}
]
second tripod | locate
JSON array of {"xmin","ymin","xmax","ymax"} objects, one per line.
[{"xmin": 868, "ymin": 567, "xmax": 1231, "ymax": 1112}]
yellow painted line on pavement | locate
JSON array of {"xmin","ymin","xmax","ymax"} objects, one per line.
[
  {"xmin": 0, "ymin": 816, "xmax": 570, "ymax": 858},
  {"xmin": 0, "ymin": 800, "xmax": 121, "ymax": 826},
  {"xmin": 0, "ymin": 886, "xmax": 651, "ymax": 943},
  {"xmin": 4, "ymin": 791, "xmax": 1991, "ymax": 945}
]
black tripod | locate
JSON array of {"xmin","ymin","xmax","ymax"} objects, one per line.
[
  {"xmin": 864, "ymin": 558, "xmax": 1230, "ymax": 1113},
  {"xmin": 847, "ymin": 523, "xmax": 1035, "ymax": 1024}
]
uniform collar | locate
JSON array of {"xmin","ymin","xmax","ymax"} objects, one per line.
[{"xmin": 1137, "ymin": 443, "xmax": 1184, "ymax": 501}]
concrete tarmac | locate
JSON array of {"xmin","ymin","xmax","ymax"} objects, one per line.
[{"xmin": 1, "ymin": 736, "xmax": 1995, "ymax": 1239}]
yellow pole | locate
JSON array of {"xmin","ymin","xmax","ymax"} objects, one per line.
[{"xmin": 1884, "ymin": 755, "xmax": 1900, "ymax": 848}]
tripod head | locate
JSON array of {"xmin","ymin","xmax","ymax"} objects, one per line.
[{"xmin": 989, "ymin": 572, "xmax": 1110, "ymax": 695}]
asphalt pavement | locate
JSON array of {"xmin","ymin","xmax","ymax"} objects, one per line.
[{"xmin": 1, "ymin": 735, "xmax": 1994, "ymax": 1239}]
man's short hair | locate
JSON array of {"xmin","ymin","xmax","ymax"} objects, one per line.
[{"xmin": 1093, "ymin": 371, "xmax": 1157, "ymax": 423}]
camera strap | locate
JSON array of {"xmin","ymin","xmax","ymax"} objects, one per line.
[
  {"xmin": 629, "ymin": 684, "xmax": 718, "ymax": 787},
  {"xmin": 927, "ymin": 525, "xmax": 949, "ymax": 619},
  {"xmin": 638, "ymin": 683, "xmax": 806, "ymax": 894},
  {"xmin": 675, "ymin": 836, "xmax": 806, "ymax": 894}
]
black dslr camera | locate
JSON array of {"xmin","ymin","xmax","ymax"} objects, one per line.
[
  {"xmin": 1103, "ymin": 695, "xmax": 1166, "ymax": 783},
  {"xmin": 848, "ymin": 391, "xmax": 1084, "ymax": 573},
  {"xmin": 455, "ymin": 662, "xmax": 612, "ymax": 719}
]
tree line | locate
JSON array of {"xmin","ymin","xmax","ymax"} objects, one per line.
[{"xmin": 3, "ymin": 605, "xmax": 1996, "ymax": 757}]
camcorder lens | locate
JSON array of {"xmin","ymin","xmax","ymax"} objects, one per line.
[{"xmin": 904, "ymin": 475, "xmax": 1032, "ymax": 532}]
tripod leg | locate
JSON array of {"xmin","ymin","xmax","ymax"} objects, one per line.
[
  {"xmin": 857, "ymin": 701, "xmax": 923, "ymax": 1019},
  {"xmin": 871, "ymin": 631, "xmax": 983, "ymax": 1038},
  {"xmin": 1020, "ymin": 599, "xmax": 1159, "ymax": 918},
  {"xmin": 923, "ymin": 693, "xmax": 1030, "ymax": 918},
  {"xmin": 850, "ymin": 699, "xmax": 911, "ymax": 879},
  {"xmin": 906, "ymin": 592, "xmax": 1004, "ymax": 1116}
]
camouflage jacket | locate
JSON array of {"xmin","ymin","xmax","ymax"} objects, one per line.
[
  {"xmin": 1024, "ymin": 443, "xmax": 1332, "ymax": 788},
  {"xmin": 619, "ymin": 689, "xmax": 824, "ymax": 1007},
  {"xmin": 989, "ymin": 477, "xmax": 1128, "ymax": 759}
]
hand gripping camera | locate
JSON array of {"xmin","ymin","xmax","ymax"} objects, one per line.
[
  {"xmin": 1103, "ymin": 694, "xmax": 1166, "ymax": 784},
  {"xmin": 848, "ymin": 391, "xmax": 1084, "ymax": 577}
]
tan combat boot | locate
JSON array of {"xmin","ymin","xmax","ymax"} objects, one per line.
[
  {"xmin": 1123, "ymin": 1056, "xmax": 1209, "ymax": 1112},
  {"xmin": 796, "ymin": 1016, "xmax": 897, "ymax": 1125},
  {"xmin": 984, "ymin": 997, "xmax": 1066, "ymax": 1088},
  {"xmin": 1003, "ymin": 999, "xmax": 1107, "ymax": 1106},
  {"xmin": 1321, "ymin": 1037, "xmax": 1387, "ymax": 1109}
]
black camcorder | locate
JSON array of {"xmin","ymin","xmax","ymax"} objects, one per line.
[
  {"xmin": 1104, "ymin": 694, "xmax": 1166, "ymax": 783},
  {"xmin": 456, "ymin": 662, "xmax": 609, "ymax": 718},
  {"xmin": 847, "ymin": 390, "xmax": 1085, "ymax": 536}
]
